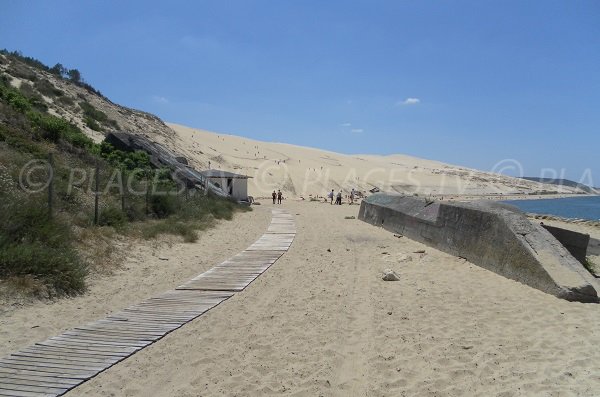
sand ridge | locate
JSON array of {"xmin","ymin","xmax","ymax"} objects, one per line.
[{"xmin": 154, "ymin": 123, "xmax": 587, "ymax": 200}]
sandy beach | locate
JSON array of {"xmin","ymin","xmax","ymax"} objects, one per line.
[{"xmin": 3, "ymin": 199, "xmax": 598, "ymax": 396}]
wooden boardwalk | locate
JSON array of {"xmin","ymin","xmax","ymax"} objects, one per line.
[{"xmin": 0, "ymin": 209, "xmax": 295, "ymax": 397}]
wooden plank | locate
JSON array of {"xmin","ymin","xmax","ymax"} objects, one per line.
[
  {"xmin": 65, "ymin": 328, "xmax": 157, "ymax": 339},
  {"xmin": 62, "ymin": 330, "xmax": 156, "ymax": 343},
  {"xmin": 11, "ymin": 351, "xmax": 114, "ymax": 365},
  {"xmin": 0, "ymin": 383, "xmax": 68, "ymax": 394},
  {"xmin": 0, "ymin": 367, "xmax": 89, "ymax": 381},
  {"xmin": 73, "ymin": 327, "xmax": 164, "ymax": 338},
  {"xmin": 0, "ymin": 361, "xmax": 94, "ymax": 377},
  {"xmin": 33, "ymin": 343, "xmax": 132, "ymax": 357},
  {"xmin": 12, "ymin": 352, "xmax": 116, "ymax": 366},
  {"xmin": 37, "ymin": 341, "xmax": 137, "ymax": 355},
  {"xmin": 108, "ymin": 311, "xmax": 188, "ymax": 321},
  {"xmin": 50, "ymin": 334, "xmax": 144, "ymax": 346},
  {"xmin": 106, "ymin": 311, "xmax": 180, "ymax": 322},
  {"xmin": 50, "ymin": 334, "xmax": 148, "ymax": 347},
  {"xmin": 0, "ymin": 376, "xmax": 74, "ymax": 390},
  {"xmin": 94, "ymin": 319, "xmax": 176, "ymax": 330},
  {"xmin": 0, "ymin": 387, "xmax": 57, "ymax": 397},
  {"xmin": 21, "ymin": 347, "xmax": 122, "ymax": 361},
  {"xmin": 0, "ymin": 385, "xmax": 66, "ymax": 397},
  {"xmin": 104, "ymin": 316, "xmax": 183, "ymax": 327},
  {"xmin": 0, "ymin": 357, "xmax": 100, "ymax": 373},
  {"xmin": 0, "ymin": 372, "xmax": 80, "ymax": 386},
  {"xmin": 4, "ymin": 356, "xmax": 103, "ymax": 372}
]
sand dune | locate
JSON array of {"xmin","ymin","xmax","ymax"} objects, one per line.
[{"xmin": 160, "ymin": 123, "xmax": 584, "ymax": 199}]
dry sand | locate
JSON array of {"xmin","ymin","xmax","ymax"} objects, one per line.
[{"xmin": 5, "ymin": 199, "xmax": 589, "ymax": 396}]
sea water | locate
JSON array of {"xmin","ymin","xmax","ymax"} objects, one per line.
[{"xmin": 503, "ymin": 196, "xmax": 600, "ymax": 221}]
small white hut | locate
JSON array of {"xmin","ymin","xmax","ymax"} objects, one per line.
[{"xmin": 200, "ymin": 170, "xmax": 251, "ymax": 201}]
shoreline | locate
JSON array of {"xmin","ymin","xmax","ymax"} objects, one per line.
[{"xmin": 435, "ymin": 192, "xmax": 596, "ymax": 202}]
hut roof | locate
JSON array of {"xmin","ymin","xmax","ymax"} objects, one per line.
[{"xmin": 200, "ymin": 170, "xmax": 251, "ymax": 179}]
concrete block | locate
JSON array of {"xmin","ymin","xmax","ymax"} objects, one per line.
[
  {"xmin": 359, "ymin": 194, "xmax": 599, "ymax": 303},
  {"xmin": 541, "ymin": 224, "xmax": 589, "ymax": 264}
]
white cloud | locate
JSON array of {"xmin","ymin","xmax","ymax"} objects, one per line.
[
  {"xmin": 151, "ymin": 95, "xmax": 169, "ymax": 104},
  {"xmin": 397, "ymin": 97, "xmax": 421, "ymax": 106},
  {"xmin": 341, "ymin": 122, "xmax": 352, "ymax": 127},
  {"xmin": 351, "ymin": 128, "xmax": 364, "ymax": 134}
]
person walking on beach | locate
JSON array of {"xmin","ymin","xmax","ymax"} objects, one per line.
[
  {"xmin": 277, "ymin": 190, "xmax": 283, "ymax": 204},
  {"xmin": 350, "ymin": 188, "xmax": 355, "ymax": 204},
  {"xmin": 336, "ymin": 191, "xmax": 342, "ymax": 205},
  {"xmin": 328, "ymin": 189, "xmax": 334, "ymax": 205},
  {"xmin": 272, "ymin": 190, "xmax": 277, "ymax": 204}
]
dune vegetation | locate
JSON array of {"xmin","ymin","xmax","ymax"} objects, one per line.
[{"xmin": 0, "ymin": 51, "xmax": 249, "ymax": 298}]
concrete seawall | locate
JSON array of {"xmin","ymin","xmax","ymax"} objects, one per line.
[{"xmin": 358, "ymin": 194, "xmax": 599, "ymax": 303}]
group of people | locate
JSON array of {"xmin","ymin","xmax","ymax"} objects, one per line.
[
  {"xmin": 271, "ymin": 188, "xmax": 357, "ymax": 206},
  {"xmin": 328, "ymin": 188, "xmax": 355, "ymax": 205},
  {"xmin": 272, "ymin": 190, "xmax": 283, "ymax": 204}
]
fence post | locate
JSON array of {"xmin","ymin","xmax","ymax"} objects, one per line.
[
  {"xmin": 121, "ymin": 169, "xmax": 126, "ymax": 212},
  {"xmin": 47, "ymin": 152, "xmax": 54, "ymax": 219},
  {"xmin": 94, "ymin": 159, "xmax": 100, "ymax": 225},
  {"xmin": 145, "ymin": 179, "xmax": 150, "ymax": 216}
]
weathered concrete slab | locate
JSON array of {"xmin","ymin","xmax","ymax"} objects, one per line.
[{"xmin": 359, "ymin": 194, "xmax": 599, "ymax": 303}]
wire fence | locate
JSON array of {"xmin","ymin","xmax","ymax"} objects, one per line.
[{"xmin": 17, "ymin": 153, "xmax": 203, "ymax": 226}]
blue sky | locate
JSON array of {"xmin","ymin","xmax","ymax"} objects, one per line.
[{"xmin": 2, "ymin": 1, "xmax": 599, "ymax": 184}]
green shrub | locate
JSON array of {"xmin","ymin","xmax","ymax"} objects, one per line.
[
  {"xmin": 7, "ymin": 61, "xmax": 37, "ymax": 81},
  {"xmin": 141, "ymin": 219, "xmax": 198, "ymax": 242},
  {"xmin": 3, "ymin": 132, "xmax": 46, "ymax": 156},
  {"xmin": 79, "ymin": 101, "xmax": 108, "ymax": 123},
  {"xmin": 3, "ymin": 89, "xmax": 31, "ymax": 112},
  {"xmin": 149, "ymin": 194, "xmax": 179, "ymax": 218},
  {"xmin": 27, "ymin": 111, "xmax": 67, "ymax": 142},
  {"xmin": 0, "ymin": 197, "xmax": 87, "ymax": 295},
  {"xmin": 34, "ymin": 79, "xmax": 63, "ymax": 97},
  {"xmin": 7, "ymin": 93, "xmax": 31, "ymax": 112},
  {"xmin": 17, "ymin": 83, "xmax": 48, "ymax": 112},
  {"xmin": 106, "ymin": 118, "xmax": 119, "ymax": 130},
  {"xmin": 27, "ymin": 111, "xmax": 94, "ymax": 148},
  {"xmin": 84, "ymin": 115, "xmax": 102, "ymax": 131},
  {"xmin": 125, "ymin": 203, "xmax": 146, "ymax": 222},
  {"xmin": 57, "ymin": 95, "xmax": 75, "ymax": 106},
  {"xmin": 99, "ymin": 206, "xmax": 127, "ymax": 228},
  {"xmin": 97, "ymin": 142, "xmax": 151, "ymax": 172},
  {"xmin": 584, "ymin": 258, "xmax": 599, "ymax": 276},
  {"xmin": 18, "ymin": 81, "xmax": 36, "ymax": 97}
]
